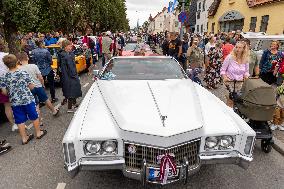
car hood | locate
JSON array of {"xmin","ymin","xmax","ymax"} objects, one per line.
[{"xmin": 97, "ymin": 79, "xmax": 203, "ymax": 137}]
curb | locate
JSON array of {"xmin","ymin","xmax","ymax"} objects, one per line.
[{"xmin": 273, "ymin": 137, "xmax": 284, "ymax": 155}]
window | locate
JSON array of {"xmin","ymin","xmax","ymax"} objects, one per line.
[
  {"xmin": 197, "ymin": 11, "xmax": 201, "ymax": 19},
  {"xmin": 207, "ymin": 22, "xmax": 209, "ymax": 30},
  {"xmin": 203, "ymin": 0, "xmax": 206, "ymax": 11},
  {"xmin": 199, "ymin": 2, "xmax": 202, "ymax": 10},
  {"xmin": 249, "ymin": 17, "xmax": 257, "ymax": 32},
  {"xmin": 260, "ymin": 15, "xmax": 269, "ymax": 32},
  {"xmin": 197, "ymin": 25, "xmax": 200, "ymax": 33},
  {"xmin": 160, "ymin": 23, "xmax": 162, "ymax": 28},
  {"xmin": 201, "ymin": 24, "xmax": 203, "ymax": 33},
  {"xmin": 175, "ymin": 21, "xmax": 179, "ymax": 27},
  {"xmin": 212, "ymin": 22, "xmax": 215, "ymax": 34}
]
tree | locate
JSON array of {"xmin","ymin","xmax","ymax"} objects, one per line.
[{"xmin": 0, "ymin": 0, "xmax": 130, "ymax": 52}]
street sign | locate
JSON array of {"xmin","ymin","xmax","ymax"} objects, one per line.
[{"xmin": 178, "ymin": 12, "xmax": 187, "ymax": 23}]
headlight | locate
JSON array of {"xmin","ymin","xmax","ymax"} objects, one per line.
[
  {"xmin": 220, "ymin": 136, "xmax": 234, "ymax": 148},
  {"xmin": 205, "ymin": 136, "xmax": 235, "ymax": 150},
  {"xmin": 85, "ymin": 141, "xmax": 101, "ymax": 154},
  {"xmin": 84, "ymin": 140, "xmax": 118, "ymax": 155},
  {"xmin": 102, "ymin": 141, "xmax": 117, "ymax": 153},
  {"xmin": 205, "ymin": 137, "xmax": 218, "ymax": 149}
]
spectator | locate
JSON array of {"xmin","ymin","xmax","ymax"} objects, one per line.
[
  {"xmin": 222, "ymin": 36, "xmax": 234, "ymax": 60},
  {"xmin": 44, "ymin": 33, "xmax": 57, "ymax": 46},
  {"xmin": 243, "ymin": 38, "xmax": 259, "ymax": 77},
  {"xmin": 161, "ymin": 34, "xmax": 170, "ymax": 56},
  {"xmin": 187, "ymin": 37, "xmax": 204, "ymax": 69},
  {"xmin": 31, "ymin": 41, "xmax": 58, "ymax": 103},
  {"xmin": 18, "ymin": 52, "xmax": 59, "ymax": 121},
  {"xmin": 180, "ymin": 34, "xmax": 189, "ymax": 71},
  {"xmin": 82, "ymin": 44, "xmax": 92, "ymax": 75},
  {"xmin": 271, "ymin": 81, "xmax": 284, "ymax": 131},
  {"xmin": 0, "ymin": 41, "xmax": 17, "ymax": 131},
  {"xmin": 168, "ymin": 32, "xmax": 182, "ymax": 61},
  {"xmin": 204, "ymin": 40, "xmax": 223, "ymax": 89},
  {"xmin": 0, "ymin": 54, "xmax": 47, "ymax": 144},
  {"xmin": 101, "ymin": 31, "xmax": 113, "ymax": 67},
  {"xmin": 58, "ymin": 40, "xmax": 82, "ymax": 113},
  {"xmin": 260, "ymin": 41, "xmax": 282, "ymax": 85},
  {"xmin": 221, "ymin": 41, "xmax": 250, "ymax": 107}
]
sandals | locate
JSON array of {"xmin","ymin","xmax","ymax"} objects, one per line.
[
  {"xmin": 0, "ymin": 140, "xmax": 6, "ymax": 146},
  {"xmin": 22, "ymin": 134, "xmax": 34, "ymax": 145},
  {"xmin": 36, "ymin": 130, "xmax": 47, "ymax": 139}
]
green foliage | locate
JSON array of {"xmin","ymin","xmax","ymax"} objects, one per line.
[{"xmin": 0, "ymin": 0, "xmax": 129, "ymax": 33}]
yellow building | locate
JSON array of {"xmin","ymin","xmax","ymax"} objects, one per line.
[{"xmin": 208, "ymin": 0, "xmax": 284, "ymax": 34}]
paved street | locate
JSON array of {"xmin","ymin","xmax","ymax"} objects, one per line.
[{"xmin": 0, "ymin": 72, "xmax": 283, "ymax": 189}]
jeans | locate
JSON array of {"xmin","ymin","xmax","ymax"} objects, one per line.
[
  {"xmin": 45, "ymin": 70, "xmax": 56, "ymax": 99},
  {"xmin": 102, "ymin": 53, "xmax": 111, "ymax": 67}
]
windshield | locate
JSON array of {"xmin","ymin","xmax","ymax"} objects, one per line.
[
  {"xmin": 47, "ymin": 47, "xmax": 60, "ymax": 59},
  {"xmin": 124, "ymin": 43, "xmax": 138, "ymax": 51},
  {"xmin": 100, "ymin": 58, "xmax": 186, "ymax": 80}
]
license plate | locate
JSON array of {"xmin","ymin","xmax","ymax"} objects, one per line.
[{"xmin": 148, "ymin": 167, "xmax": 179, "ymax": 180}]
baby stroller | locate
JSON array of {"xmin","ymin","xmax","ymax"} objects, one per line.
[{"xmin": 226, "ymin": 78, "xmax": 276, "ymax": 153}]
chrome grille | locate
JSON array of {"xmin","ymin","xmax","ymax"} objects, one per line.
[{"xmin": 124, "ymin": 139, "xmax": 200, "ymax": 172}]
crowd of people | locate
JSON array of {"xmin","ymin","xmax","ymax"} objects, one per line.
[
  {"xmin": 0, "ymin": 29, "xmax": 126, "ymax": 154},
  {"xmin": 1, "ymin": 28, "xmax": 284, "ymax": 155},
  {"xmin": 160, "ymin": 30, "xmax": 284, "ymax": 132}
]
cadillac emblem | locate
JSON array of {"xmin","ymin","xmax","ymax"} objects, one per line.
[{"xmin": 128, "ymin": 145, "xmax": 137, "ymax": 154}]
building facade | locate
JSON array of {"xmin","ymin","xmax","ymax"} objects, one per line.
[
  {"xmin": 195, "ymin": 0, "xmax": 214, "ymax": 34},
  {"xmin": 148, "ymin": 7, "xmax": 181, "ymax": 34},
  {"xmin": 208, "ymin": 0, "xmax": 284, "ymax": 34},
  {"xmin": 187, "ymin": 0, "xmax": 198, "ymax": 32}
]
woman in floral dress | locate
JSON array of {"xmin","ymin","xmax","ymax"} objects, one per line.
[{"xmin": 204, "ymin": 40, "xmax": 223, "ymax": 89}]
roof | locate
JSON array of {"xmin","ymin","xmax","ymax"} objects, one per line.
[{"xmin": 208, "ymin": 0, "xmax": 221, "ymax": 17}]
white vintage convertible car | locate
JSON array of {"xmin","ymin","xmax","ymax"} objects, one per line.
[{"xmin": 62, "ymin": 56, "xmax": 256, "ymax": 186}]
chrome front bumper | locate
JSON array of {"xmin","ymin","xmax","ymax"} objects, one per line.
[{"xmin": 65, "ymin": 151, "xmax": 252, "ymax": 185}]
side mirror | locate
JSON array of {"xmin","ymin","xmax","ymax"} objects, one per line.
[{"xmin": 93, "ymin": 70, "xmax": 100, "ymax": 77}]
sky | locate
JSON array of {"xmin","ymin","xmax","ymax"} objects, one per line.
[{"xmin": 126, "ymin": 0, "xmax": 170, "ymax": 28}]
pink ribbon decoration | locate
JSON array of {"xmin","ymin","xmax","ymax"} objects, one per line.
[{"xmin": 158, "ymin": 153, "xmax": 177, "ymax": 184}]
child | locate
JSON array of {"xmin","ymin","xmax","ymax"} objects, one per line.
[
  {"xmin": 271, "ymin": 81, "xmax": 284, "ymax": 131},
  {"xmin": 82, "ymin": 43, "xmax": 92, "ymax": 75},
  {"xmin": 17, "ymin": 52, "xmax": 59, "ymax": 121},
  {"xmin": 0, "ymin": 54, "xmax": 47, "ymax": 144}
]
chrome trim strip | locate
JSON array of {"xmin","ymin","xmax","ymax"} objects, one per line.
[{"xmin": 124, "ymin": 138, "xmax": 201, "ymax": 150}]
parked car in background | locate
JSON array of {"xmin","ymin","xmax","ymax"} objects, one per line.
[
  {"xmin": 47, "ymin": 44, "xmax": 90, "ymax": 82},
  {"xmin": 62, "ymin": 56, "xmax": 256, "ymax": 186},
  {"xmin": 241, "ymin": 33, "xmax": 284, "ymax": 63}
]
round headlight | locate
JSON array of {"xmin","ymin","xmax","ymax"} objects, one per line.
[
  {"xmin": 220, "ymin": 136, "xmax": 233, "ymax": 148},
  {"xmin": 102, "ymin": 141, "xmax": 117, "ymax": 153},
  {"xmin": 85, "ymin": 141, "xmax": 101, "ymax": 154},
  {"xmin": 205, "ymin": 137, "xmax": 218, "ymax": 149}
]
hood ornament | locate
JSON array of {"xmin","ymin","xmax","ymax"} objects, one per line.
[{"xmin": 161, "ymin": 115, "xmax": 167, "ymax": 126}]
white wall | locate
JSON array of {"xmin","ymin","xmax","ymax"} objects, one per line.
[{"xmin": 195, "ymin": 0, "xmax": 214, "ymax": 34}]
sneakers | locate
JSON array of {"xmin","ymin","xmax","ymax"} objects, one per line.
[
  {"xmin": 67, "ymin": 109, "xmax": 75, "ymax": 113},
  {"xmin": 270, "ymin": 124, "xmax": 278, "ymax": 131},
  {"xmin": 51, "ymin": 98, "xmax": 58, "ymax": 103},
  {"xmin": 0, "ymin": 143, "xmax": 12, "ymax": 155},
  {"xmin": 278, "ymin": 125, "xmax": 284, "ymax": 131},
  {"xmin": 11, "ymin": 124, "xmax": 18, "ymax": 132},
  {"xmin": 52, "ymin": 108, "xmax": 60, "ymax": 116}
]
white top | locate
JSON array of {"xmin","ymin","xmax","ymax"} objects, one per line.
[
  {"xmin": 205, "ymin": 42, "xmax": 215, "ymax": 55},
  {"xmin": 20, "ymin": 64, "xmax": 42, "ymax": 88},
  {"xmin": 0, "ymin": 52, "xmax": 8, "ymax": 77}
]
